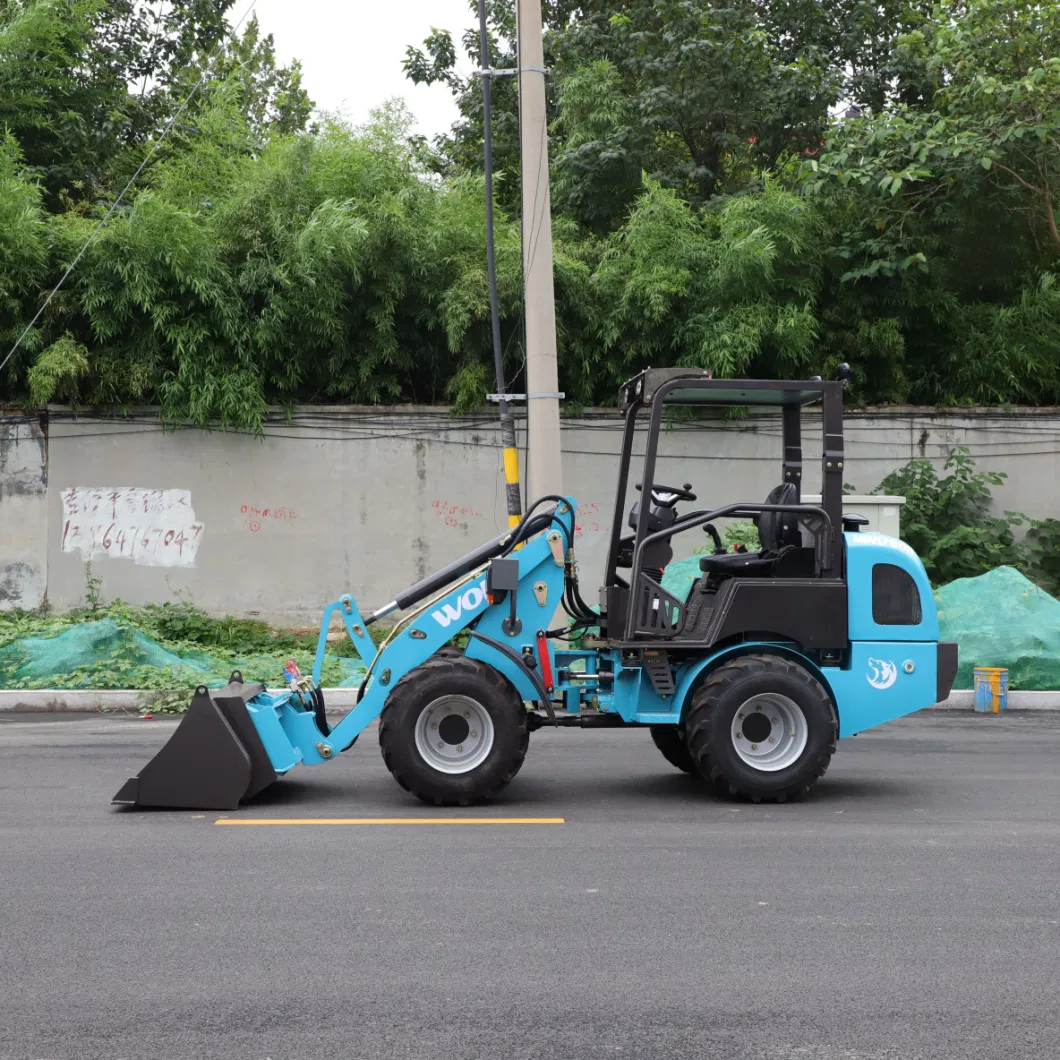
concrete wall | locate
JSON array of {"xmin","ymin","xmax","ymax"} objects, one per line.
[
  {"xmin": 2, "ymin": 404, "xmax": 1058, "ymax": 624},
  {"xmin": 0, "ymin": 415, "xmax": 48, "ymax": 610}
]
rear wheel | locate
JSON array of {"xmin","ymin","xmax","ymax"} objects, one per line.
[
  {"xmin": 684, "ymin": 654, "xmax": 837, "ymax": 802},
  {"xmin": 378, "ymin": 656, "xmax": 529, "ymax": 806},
  {"xmin": 649, "ymin": 725, "xmax": 697, "ymax": 776}
]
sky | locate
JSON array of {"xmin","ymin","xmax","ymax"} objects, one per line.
[{"xmin": 249, "ymin": 0, "xmax": 480, "ymax": 139}]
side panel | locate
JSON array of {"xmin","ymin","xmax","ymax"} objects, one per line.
[
  {"xmin": 707, "ymin": 579, "xmax": 847, "ymax": 649},
  {"xmin": 822, "ymin": 641, "xmax": 939, "ymax": 736}
]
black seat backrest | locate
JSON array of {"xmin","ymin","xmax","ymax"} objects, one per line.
[{"xmin": 757, "ymin": 483, "xmax": 801, "ymax": 552}]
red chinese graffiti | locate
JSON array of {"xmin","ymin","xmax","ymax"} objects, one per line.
[
  {"xmin": 573, "ymin": 501, "xmax": 609, "ymax": 540},
  {"xmin": 432, "ymin": 499, "xmax": 484, "ymax": 529},
  {"xmin": 240, "ymin": 505, "xmax": 297, "ymax": 532}
]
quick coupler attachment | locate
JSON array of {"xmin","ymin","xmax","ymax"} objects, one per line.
[{"xmin": 112, "ymin": 672, "xmax": 278, "ymax": 810}]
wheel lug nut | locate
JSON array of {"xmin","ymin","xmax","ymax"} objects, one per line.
[
  {"xmin": 437, "ymin": 741, "xmax": 444, "ymax": 749},
  {"xmin": 470, "ymin": 731, "xmax": 477, "ymax": 738},
  {"xmin": 736, "ymin": 732, "xmax": 743, "ymax": 739},
  {"xmin": 738, "ymin": 713, "xmax": 744, "ymax": 719},
  {"xmin": 771, "ymin": 718, "xmax": 778, "ymax": 724},
  {"xmin": 430, "ymin": 723, "xmax": 437, "ymax": 730},
  {"xmin": 768, "ymin": 736, "xmax": 775, "ymax": 743},
  {"xmin": 457, "ymin": 745, "xmax": 464, "ymax": 752},
  {"xmin": 751, "ymin": 743, "xmax": 759, "ymax": 750}
]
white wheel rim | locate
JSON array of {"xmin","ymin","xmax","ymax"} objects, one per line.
[
  {"xmin": 730, "ymin": 693, "xmax": 808, "ymax": 772},
  {"xmin": 414, "ymin": 695, "xmax": 494, "ymax": 775}
]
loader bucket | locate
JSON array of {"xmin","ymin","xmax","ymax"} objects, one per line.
[{"xmin": 113, "ymin": 675, "xmax": 277, "ymax": 810}]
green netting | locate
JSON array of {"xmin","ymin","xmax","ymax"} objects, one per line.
[
  {"xmin": 0, "ymin": 617, "xmax": 368, "ymax": 691},
  {"xmin": 661, "ymin": 555, "xmax": 704, "ymax": 601},
  {"xmin": 935, "ymin": 566, "xmax": 1060, "ymax": 691}
]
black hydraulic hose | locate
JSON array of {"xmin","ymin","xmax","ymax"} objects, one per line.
[
  {"xmin": 566, "ymin": 577, "xmax": 597, "ymax": 623},
  {"xmin": 312, "ymin": 685, "xmax": 331, "ymax": 737},
  {"xmin": 500, "ymin": 495, "xmax": 575, "ymax": 556}
]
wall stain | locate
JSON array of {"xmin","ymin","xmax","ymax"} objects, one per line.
[
  {"xmin": 414, "ymin": 440, "xmax": 427, "ymax": 490},
  {"xmin": 413, "ymin": 536, "xmax": 429, "ymax": 582},
  {"xmin": 0, "ymin": 467, "xmax": 47, "ymax": 499},
  {"xmin": 0, "ymin": 562, "xmax": 41, "ymax": 604},
  {"xmin": 0, "ymin": 421, "xmax": 47, "ymax": 498}
]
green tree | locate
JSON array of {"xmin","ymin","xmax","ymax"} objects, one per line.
[
  {"xmin": 801, "ymin": 0, "xmax": 1060, "ymax": 406},
  {"xmin": 0, "ymin": 1, "xmax": 311, "ymax": 205},
  {"xmin": 0, "ymin": 134, "xmax": 47, "ymax": 352}
]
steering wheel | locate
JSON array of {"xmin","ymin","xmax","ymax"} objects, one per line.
[{"xmin": 636, "ymin": 481, "xmax": 697, "ymax": 508}]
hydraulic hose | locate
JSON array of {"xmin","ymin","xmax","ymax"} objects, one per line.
[{"xmin": 500, "ymin": 495, "xmax": 575, "ymax": 556}]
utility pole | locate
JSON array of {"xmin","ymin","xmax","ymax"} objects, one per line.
[
  {"xmin": 517, "ymin": 0, "xmax": 563, "ymax": 501},
  {"xmin": 477, "ymin": 0, "xmax": 522, "ymax": 529}
]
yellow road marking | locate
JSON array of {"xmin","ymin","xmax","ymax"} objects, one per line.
[{"xmin": 215, "ymin": 817, "xmax": 565, "ymax": 827}]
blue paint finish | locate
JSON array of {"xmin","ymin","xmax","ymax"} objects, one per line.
[
  {"xmin": 244, "ymin": 693, "xmax": 302, "ymax": 773},
  {"xmin": 845, "ymin": 532, "xmax": 939, "ymax": 642},
  {"xmin": 553, "ymin": 649, "xmax": 600, "ymax": 715},
  {"xmin": 312, "ymin": 595, "xmax": 376, "ymax": 683},
  {"xmin": 823, "ymin": 641, "xmax": 939, "ymax": 736},
  {"xmin": 613, "ymin": 662, "xmax": 677, "ymax": 722},
  {"xmin": 665, "ymin": 632, "xmax": 940, "ymax": 739},
  {"xmin": 466, "ymin": 530, "xmax": 568, "ymax": 701}
]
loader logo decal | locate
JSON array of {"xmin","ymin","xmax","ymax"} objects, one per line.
[
  {"xmin": 431, "ymin": 580, "xmax": 488, "ymax": 629},
  {"xmin": 866, "ymin": 657, "xmax": 898, "ymax": 690}
]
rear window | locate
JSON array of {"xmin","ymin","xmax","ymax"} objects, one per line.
[{"xmin": 872, "ymin": 563, "xmax": 922, "ymax": 625}]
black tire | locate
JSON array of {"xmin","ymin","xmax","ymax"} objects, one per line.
[
  {"xmin": 684, "ymin": 653, "xmax": 837, "ymax": 803},
  {"xmin": 378, "ymin": 656, "xmax": 529, "ymax": 806},
  {"xmin": 649, "ymin": 725, "xmax": 698, "ymax": 776}
]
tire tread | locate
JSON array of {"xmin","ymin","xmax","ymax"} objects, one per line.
[
  {"xmin": 684, "ymin": 653, "xmax": 837, "ymax": 802},
  {"xmin": 378, "ymin": 657, "xmax": 529, "ymax": 806}
]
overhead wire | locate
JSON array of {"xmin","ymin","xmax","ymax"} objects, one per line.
[{"xmin": 40, "ymin": 406, "xmax": 1060, "ymax": 457}]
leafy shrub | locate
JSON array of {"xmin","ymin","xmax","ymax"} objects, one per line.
[
  {"xmin": 722, "ymin": 520, "xmax": 761, "ymax": 551},
  {"xmin": 873, "ymin": 447, "xmax": 1058, "ymax": 593}
]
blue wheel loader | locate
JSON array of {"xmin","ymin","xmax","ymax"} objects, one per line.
[{"xmin": 114, "ymin": 367, "xmax": 958, "ymax": 810}]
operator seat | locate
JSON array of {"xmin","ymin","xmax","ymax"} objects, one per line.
[{"xmin": 698, "ymin": 483, "xmax": 802, "ymax": 580}]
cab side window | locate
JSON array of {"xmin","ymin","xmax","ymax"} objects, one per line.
[{"xmin": 872, "ymin": 563, "xmax": 922, "ymax": 625}]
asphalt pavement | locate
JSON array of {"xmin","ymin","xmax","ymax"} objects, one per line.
[{"xmin": 1, "ymin": 710, "xmax": 1059, "ymax": 1060}]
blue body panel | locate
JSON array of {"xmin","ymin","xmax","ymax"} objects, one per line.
[{"xmin": 822, "ymin": 640, "xmax": 939, "ymax": 736}]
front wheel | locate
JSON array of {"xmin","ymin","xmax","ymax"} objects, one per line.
[
  {"xmin": 649, "ymin": 725, "xmax": 698, "ymax": 776},
  {"xmin": 378, "ymin": 656, "xmax": 529, "ymax": 806},
  {"xmin": 684, "ymin": 654, "xmax": 837, "ymax": 802}
]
